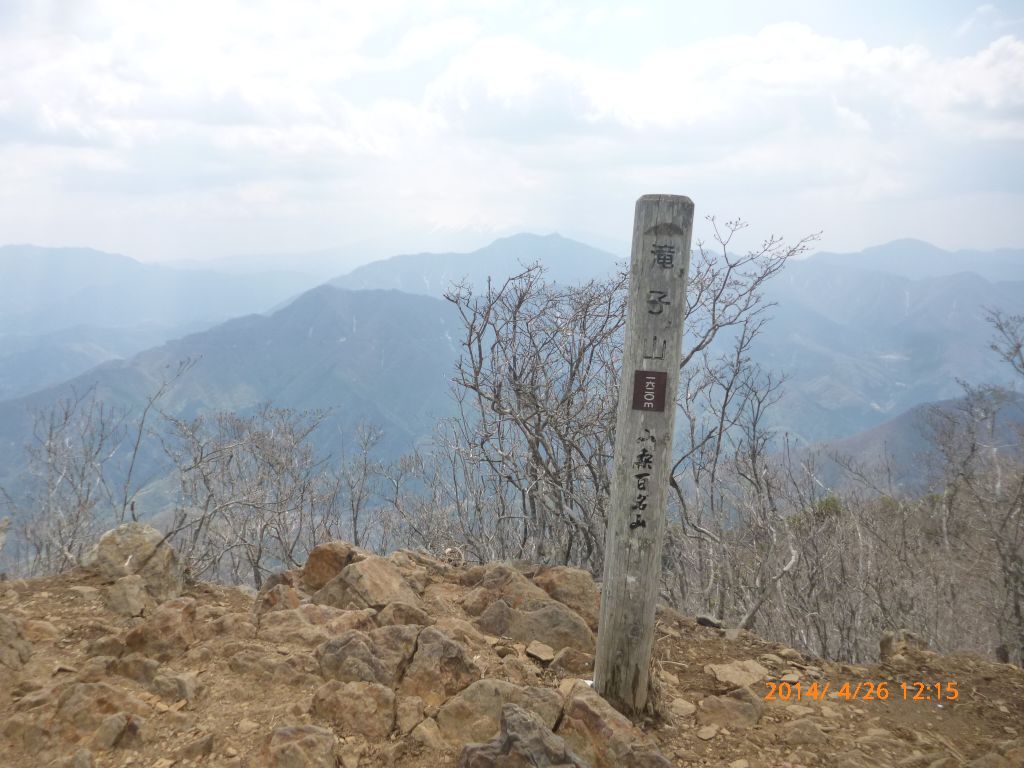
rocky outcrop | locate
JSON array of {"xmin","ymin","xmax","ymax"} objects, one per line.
[
  {"xmin": 311, "ymin": 680, "xmax": 395, "ymax": 739},
  {"xmin": 474, "ymin": 599, "xmax": 595, "ymax": 653},
  {"xmin": 313, "ymin": 556, "xmax": 422, "ymax": 611},
  {"xmin": 436, "ymin": 679, "xmax": 562, "ymax": 744},
  {"xmin": 532, "ymin": 566, "xmax": 600, "ymax": 630},
  {"xmin": 399, "ymin": 626, "xmax": 481, "ymax": 708},
  {"xmin": 82, "ymin": 523, "xmax": 183, "ymax": 602},
  {"xmin": 2, "ymin": 528, "xmax": 1019, "ymax": 768},
  {"xmin": 259, "ymin": 725, "xmax": 339, "ymax": 768},
  {"xmin": 460, "ymin": 564, "xmax": 552, "ymax": 616},
  {"xmin": 124, "ymin": 597, "xmax": 196, "ymax": 661},
  {"xmin": 703, "ymin": 659, "xmax": 770, "ymax": 688},
  {"xmin": 315, "ymin": 625, "xmax": 418, "ymax": 686},
  {"xmin": 257, "ymin": 604, "xmax": 376, "ymax": 646},
  {"xmin": 557, "ymin": 681, "xmax": 672, "ymax": 768},
  {"xmin": 301, "ymin": 541, "xmax": 366, "ymax": 591},
  {"xmin": 104, "ymin": 575, "xmax": 154, "ymax": 618},
  {"xmin": 694, "ymin": 686, "xmax": 764, "ymax": 729},
  {"xmin": 459, "ymin": 703, "xmax": 589, "ymax": 767},
  {"xmin": 0, "ymin": 613, "xmax": 32, "ymax": 671}
]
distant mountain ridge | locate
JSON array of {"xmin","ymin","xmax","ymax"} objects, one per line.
[
  {"xmin": 0, "ymin": 245, "xmax": 321, "ymax": 336},
  {"xmin": 800, "ymin": 389, "xmax": 1024, "ymax": 493},
  {"xmin": 808, "ymin": 238, "xmax": 1024, "ymax": 282},
  {"xmin": 330, "ymin": 233, "xmax": 622, "ymax": 298},
  {"xmin": 0, "ymin": 244, "xmax": 327, "ymax": 404},
  {"xmin": 0, "ymin": 286, "xmax": 463, "ymax": 494},
  {"xmin": 1, "ymin": 233, "xmax": 1022, "ymax": 501},
  {"xmin": 758, "ymin": 256, "xmax": 1024, "ymax": 443},
  {"xmin": 325, "ymin": 233, "xmax": 1024, "ymax": 446},
  {"xmin": 0, "ymin": 321, "xmax": 213, "ymax": 402}
]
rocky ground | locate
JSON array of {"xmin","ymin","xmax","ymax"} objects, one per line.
[{"xmin": 1, "ymin": 524, "xmax": 1022, "ymax": 767}]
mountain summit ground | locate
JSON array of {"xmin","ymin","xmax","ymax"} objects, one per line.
[{"xmin": 1, "ymin": 530, "xmax": 1022, "ymax": 767}]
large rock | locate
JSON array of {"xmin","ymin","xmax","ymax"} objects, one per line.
[
  {"xmin": 83, "ymin": 523, "xmax": 184, "ymax": 602},
  {"xmin": 557, "ymin": 682, "xmax": 672, "ymax": 768},
  {"xmin": 436, "ymin": 679, "xmax": 562, "ymax": 745},
  {"xmin": 124, "ymin": 597, "xmax": 196, "ymax": 661},
  {"xmin": 2, "ymin": 713, "xmax": 53, "ymax": 751},
  {"xmin": 433, "ymin": 617, "xmax": 491, "ymax": 650},
  {"xmin": 703, "ymin": 659, "xmax": 770, "ymax": 689},
  {"xmin": 377, "ymin": 602, "xmax": 433, "ymax": 627},
  {"xmin": 259, "ymin": 725, "xmax": 339, "ymax": 768},
  {"xmin": 879, "ymin": 629, "xmax": 927, "ymax": 662},
  {"xmin": 301, "ymin": 541, "xmax": 366, "ymax": 591},
  {"xmin": 205, "ymin": 612, "xmax": 258, "ymax": 640},
  {"xmin": 228, "ymin": 649, "xmax": 320, "ymax": 687},
  {"xmin": 90, "ymin": 712, "xmax": 147, "ymax": 750},
  {"xmin": 315, "ymin": 625, "xmax": 418, "ymax": 686},
  {"xmin": 459, "ymin": 704, "xmax": 588, "ymax": 768},
  {"xmin": 399, "ymin": 627, "xmax": 481, "ymax": 709},
  {"xmin": 311, "ymin": 680, "xmax": 395, "ymax": 739},
  {"xmin": 695, "ymin": 686, "xmax": 764, "ymax": 729},
  {"xmin": 313, "ymin": 556, "xmax": 421, "ymax": 611},
  {"xmin": 0, "ymin": 613, "xmax": 32, "ymax": 671},
  {"xmin": 532, "ymin": 566, "xmax": 600, "ymax": 630},
  {"xmin": 258, "ymin": 605, "xmax": 376, "ymax": 646},
  {"xmin": 104, "ymin": 575, "xmax": 154, "ymax": 618},
  {"xmin": 411, "ymin": 718, "xmax": 449, "ymax": 751},
  {"xmin": 783, "ymin": 718, "xmax": 829, "ymax": 746},
  {"xmin": 385, "ymin": 550, "xmax": 433, "ymax": 593},
  {"xmin": 550, "ymin": 647, "xmax": 594, "ymax": 676},
  {"xmin": 54, "ymin": 682, "xmax": 152, "ymax": 732},
  {"xmin": 397, "ymin": 696, "xmax": 425, "ymax": 734},
  {"xmin": 254, "ymin": 584, "xmax": 302, "ymax": 615},
  {"xmin": 475, "ymin": 599, "xmax": 595, "ymax": 654},
  {"xmin": 152, "ymin": 671, "xmax": 202, "ymax": 703},
  {"xmin": 111, "ymin": 653, "xmax": 160, "ymax": 686},
  {"xmin": 461, "ymin": 564, "xmax": 552, "ymax": 616}
]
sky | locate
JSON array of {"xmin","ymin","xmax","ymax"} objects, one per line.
[{"xmin": 1, "ymin": 0, "xmax": 1023, "ymax": 266}]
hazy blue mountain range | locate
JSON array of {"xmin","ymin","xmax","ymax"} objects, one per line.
[
  {"xmin": 0, "ymin": 286, "xmax": 463, "ymax": 495},
  {"xmin": 0, "ymin": 321, "xmax": 215, "ymax": 402},
  {"xmin": 165, "ymin": 246, "xmax": 372, "ymax": 281},
  {"xmin": 330, "ymin": 233, "xmax": 623, "ymax": 297},
  {"xmin": 758, "ymin": 259, "xmax": 1024, "ymax": 443},
  {"xmin": 0, "ymin": 245, "xmax": 321, "ymax": 336},
  {"xmin": 802, "ymin": 390, "xmax": 1024, "ymax": 494},
  {"xmin": 0, "ymin": 245, "xmax": 327, "ymax": 404},
  {"xmin": 327, "ymin": 233, "xmax": 1024, "ymax": 445},
  {"xmin": 810, "ymin": 239, "xmax": 1024, "ymax": 282},
  {"xmin": 0, "ymin": 234, "xmax": 1021, "ymax": 505}
]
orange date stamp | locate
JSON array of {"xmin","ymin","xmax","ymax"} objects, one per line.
[{"xmin": 764, "ymin": 680, "xmax": 959, "ymax": 703}]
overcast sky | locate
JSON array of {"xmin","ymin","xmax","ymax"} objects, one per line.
[{"xmin": 2, "ymin": 1, "xmax": 1023, "ymax": 265}]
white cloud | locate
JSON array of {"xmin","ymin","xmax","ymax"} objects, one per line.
[{"xmin": 0, "ymin": 5, "xmax": 1022, "ymax": 258}]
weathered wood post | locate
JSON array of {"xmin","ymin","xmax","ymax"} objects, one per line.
[{"xmin": 594, "ymin": 194, "xmax": 694, "ymax": 715}]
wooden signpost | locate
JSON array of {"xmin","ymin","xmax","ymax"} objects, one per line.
[{"xmin": 594, "ymin": 194, "xmax": 694, "ymax": 715}]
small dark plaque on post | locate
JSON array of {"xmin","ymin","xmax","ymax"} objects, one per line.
[{"xmin": 631, "ymin": 370, "xmax": 667, "ymax": 412}]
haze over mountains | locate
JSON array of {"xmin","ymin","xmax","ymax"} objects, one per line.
[
  {"xmin": 0, "ymin": 245, "xmax": 326, "ymax": 400},
  {"xmin": 0, "ymin": 233, "xmax": 1021, "ymax": 496},
  {"xmin": 0, "ymin": 286, "xmax": 461, "ymax": 492},
  {"xmin": 758, "ymin": 255, "xmax": 1024, "ymax": 442},
  {"xmin": 330, "ymin": 233, "xmax": 621, "ymax": 296}
]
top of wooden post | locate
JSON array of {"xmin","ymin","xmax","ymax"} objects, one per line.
[{"xmin": 636, "ymin": 193, "xmax": 694, "ymax": 206}]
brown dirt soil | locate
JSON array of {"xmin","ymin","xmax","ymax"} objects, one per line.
[{"xmin": 1, "ymin": 561, "xmax": 1022, "ymax": 768}]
